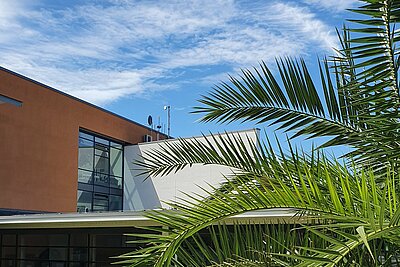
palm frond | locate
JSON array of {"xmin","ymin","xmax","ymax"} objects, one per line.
[
  {"xmin": 118, "ymin": 1, "xmax": 400, "ymax": 266},
  {"xmin": 134, "ymin": 132, "xmax": 264, "ymax": 178},
  {"xmin": 117, "ymin": 147, "xmax": 400, "ymax": 266},
  {"xmin": 194, "ymin": 58, "xmax": 360, "ymax": 143},
  {"xmin": 193, "ymin": 0, "xmax": 400, "ymax": 167}
]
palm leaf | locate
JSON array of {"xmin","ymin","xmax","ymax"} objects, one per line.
[
  {"xmin": 117, "ymin": 142, "xmax": 400, "ymax": 266},
  {"xmin": 193, "ymin": 0, "xmax": 400, "ymax": 167}
]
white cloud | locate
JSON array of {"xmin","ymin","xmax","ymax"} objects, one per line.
[
  {"xmin": 266, "ymin": 2, "xmax": 339, "ymax": 51},
  {"xmin": 0, "ymin": 1, "xmax": 38, "ymax": 42},
  {"xmin": 0, "ymin": 1, "xmax": 26, "ymax": 21},
  {"xmin": 0, "ymin": 0, "xmax": 339, "ymax": 105},
  {"xmin": 304, "ymin": 0, "xmax": 356, "ymax": 12}
]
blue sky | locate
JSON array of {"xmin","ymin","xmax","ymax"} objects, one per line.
[{"xmin": 0, "ymin": 0, "xmax": 356, "ymax": 141}]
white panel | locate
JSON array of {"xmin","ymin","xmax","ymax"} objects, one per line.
[
  {"xmin": 123, "ymin": 145, "xmax": 162, "ymax": 211},
  {"xmin": 123, "ymin": 129, "xmax": 259, "ymax": 210}
]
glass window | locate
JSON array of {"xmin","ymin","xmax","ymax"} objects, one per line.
[
  {"xmin": 77, "ymin": 130, "xmax": 123, "ymax": 212},
  {"xmin": 2, "ymin": 234, "xmax": 16, "ymax": 246},
  {"xmin": 110, "ymin": 148, "xmax": 122, "ymax": 177},
  {"xmin": 70, "ymin": 247, "xmax": 88, "ymax": 262},
  {"xmin": 90, "ymin": 234, "xmax": 123, "ymax": 247},
  {"xmin": 69, "ymin": 261, "xmax": 88, "ymax": 267},
  {"xmin": 79, "ymin": 132, "xmax": 93, "ymax": 141},
  {"xmin": 69, "ymin": 233, "xmax": 88, "ymax": 247},
  {"xmin": 95, "ymin": 137, "xmax": 109, "ymax": 146},
  {"xmin": 1, "ymin": 259, "xmax": 15, "ymax": 267},
  {"xmin": 110, "ymin": 141, "xmax": 122, "ymax": 149},
  {"xmin": 49, "ymin": 247, "xmax": 68, "ymax": 261},
  {"xmin": 92, "ymin": 205, "xmax": 108, "ymax": 212},
  {"xmin": 51, "ymin": 262, "xmax": 67, "ymax": 267},
  {"xmin": 109, "ymin": 195, "xmax": 122, "ymax": 211},
  {"xmin": 78, "ymin": 170, "xmax": 93, "ymax": 184},
  {"xmin": 94, "ymin": 156, "xmax": 109, "ymax": 175},
  {"xmin": 93, "ymin": 173, "xmax": 109, "ymax": 187},
  {"xmin": 18, "ymin": 246, "xmax": 67, "ymax": 261},
  {"xmin": 89, "ymin": 247, "xmax": 126, "ymax": 263},
  {"xmin": 93, "ymin": 194, "xmax": 108, "ymax": 210},
  {"xmin": 2, "ymin": 246, "xmax": 16, "ymax": 258},
  {"xmin": 78, "ymin": 139, "xmax": 93, "ymax": 171},
  {"xmin": 110, "ymin": 176, "xmax": 122, "ymax": 189},
  {"xmin": 19, "ymin": 234, "xmax": 67, "ymax": 247},
  {"xmin": 94, "ymin": 143, "xmax": 109, "ymax": 157},
  {"xmin": 77, "ymin": 191, "xmax": 92, "ymax": 212},
  {"xmin": 19, "ymin": 261, "xmax": 37, "ymax": 267}
]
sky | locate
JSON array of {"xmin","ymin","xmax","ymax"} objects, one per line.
[{"xmin": 0, "ymin": 0, "xmax": 357, "ymax": 143}]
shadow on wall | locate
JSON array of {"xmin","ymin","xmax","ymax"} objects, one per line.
[{"xmin": 123, "ymin": 145, "xmax": 162, "ymax": 211}]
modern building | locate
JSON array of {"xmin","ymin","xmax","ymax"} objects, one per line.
[
  {"xmin": 0, "ymin": 67, "xmax": 168, "ymax": 215},
  {"xmin": 0, "ymin": 67, "xmax": 291, "ymax": 266}
]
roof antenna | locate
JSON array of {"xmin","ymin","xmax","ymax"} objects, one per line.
[
  {"xmin": 147, "ymin": 115, "xmax": 153, "ymax": 141},
  {"xmin": 156, "ymin": 116, "xmax": 162, "ymax": 141},
  {"xmin": 163, "ymin": 105, "xmax": 171, "ymax": 138}
]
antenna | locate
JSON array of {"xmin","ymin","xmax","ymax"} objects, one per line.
[
  {"xmin": 163, "ymin": 105, "xmax": 171, "ymax": 138},
  {"xmin": 147, "ymin": 115, "xmax": 153, "ymax": 141},
  {"xmin": 156, "ymin": 116, "xmax": 162, "ymax": 141}
]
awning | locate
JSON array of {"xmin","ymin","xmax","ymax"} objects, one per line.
[{"xmin": 0, "ymin": 208, "xmax": 301, "ymax": 229}]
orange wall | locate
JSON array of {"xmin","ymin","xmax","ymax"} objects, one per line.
[{"xmin": 0, "ymin": 69, "xmax": 164, "ymax": 212}]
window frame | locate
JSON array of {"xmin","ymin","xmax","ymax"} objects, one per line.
[{"xmin": 77, "ymin": 130, "xmax": 124, "ymax": 212}]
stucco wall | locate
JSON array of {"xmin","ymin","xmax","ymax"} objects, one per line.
[
  {"xmin": 0, "ymin": 68, "xmax": 163, "ymax": 212},
  {"xmin": 124, "ymin": 129, "xmax": 259, "ymax": 210}
]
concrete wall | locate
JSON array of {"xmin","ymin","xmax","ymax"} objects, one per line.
[
  {"xmin": 0, "ymin": 68, "xmax": 164, "ymax": 213},
  {"xmin": 124, "ymin": 129, "xmax": 259, "ymax": 210}
]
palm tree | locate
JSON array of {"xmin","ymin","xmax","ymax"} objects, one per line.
[{"xmin": 117, "ymin": 1, "xmax": 400, "ymax": 266}]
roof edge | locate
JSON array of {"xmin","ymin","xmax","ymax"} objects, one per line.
[
  {"xmin": 0, "ymin": 66, "xmax": 167, "ymax": 137},
  {"xmin": 134, "ymin": 128, "xmax": 260, "ymax": 145}
]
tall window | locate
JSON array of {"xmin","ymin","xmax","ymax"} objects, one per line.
[{"xmin": 77, "ymin": 130, "xmax": 123, "ymax": 212}]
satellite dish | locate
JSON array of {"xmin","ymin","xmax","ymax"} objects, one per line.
[{"xmin": 148, "ymin": 115, "xmax": 153, "ymax": 126}]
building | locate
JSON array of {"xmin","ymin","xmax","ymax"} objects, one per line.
[
  {"xmin": 0, "ymin": 67, "xmax": 291, "ymax": 266},
  {"xmin": 0, "ymin": 67, "xmax": 168, "ymax": 215}
]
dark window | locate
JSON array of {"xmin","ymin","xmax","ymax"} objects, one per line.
[
  {"xmin": 19, "ymin": 234, "xmax": 68, "ymax": 246},
  {"xmin": 109, "ymin": 195, "xmax": 122, "ymax": 211},
  {"xmin": 0, "ymin": 228, "xmax": 152, "ymax": 266},
  {"xmin": 2, "ymin": 235, "xmax": 16, "ymax": 246},
  {"xmin": 70, "ymin": 247, "xmax": 88, "ymax": 262},
  {"xmin": 2, "ymin": 246, "xmax": 16, "ymax": 258},
  {"xmin": 77, "ymin": 130, "xmax": 123, "ymax": 212}
]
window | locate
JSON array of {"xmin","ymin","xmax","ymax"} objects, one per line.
[
  {"xmin": 77, "ymin": 130, "xmax": 123, "ymax": 212},
  {"xmin": 0, "ymin": 229, "xmax": 144, "ymax": 266}
]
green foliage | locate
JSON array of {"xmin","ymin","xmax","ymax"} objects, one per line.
[
  {"xmin": 194, "ymin": 0, "xmax": 400, "ymax": 168},
  {"xmin": 118, "ymin": 0, "xmax": 400, "ymax": 266},
  {"xmin": 118, "ymin": 139, "xmax": 400, "ymax": 266}
]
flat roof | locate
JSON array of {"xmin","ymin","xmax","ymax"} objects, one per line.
[
  {"xmin": 136, "ymin": 128, "xmax": 261, "ymax": 145},
  {"xmin": 0, "ymin": 209, "xmax": 301, "ymax": 229}
]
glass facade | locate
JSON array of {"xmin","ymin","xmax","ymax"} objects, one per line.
[
  {"xmin": 77, "ymin": 131, "xmax": 123, "ymax": 212},
  {"xmin": 0, "ymin": 228, "xmax": 142, "ymax": 266}
]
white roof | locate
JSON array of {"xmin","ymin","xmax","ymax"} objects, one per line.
[{"xmin": 0, "ymin": 208, "xmax": 300, "ymax": 229}]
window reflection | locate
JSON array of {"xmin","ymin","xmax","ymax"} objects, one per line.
[
  {"xmin": 110, "ymin": 148, "xmax": 122, "ymax": 177},
  {"xmin": 77, "ymin": 131, "xmax": 123, "ymax": 212},
  {"xmin": 78, "ymin": 139, "xmax": 93, "ymax": 171},
  {"xmin": 77, "ymin": 191, "xmax": 92, "ymax": 212}
]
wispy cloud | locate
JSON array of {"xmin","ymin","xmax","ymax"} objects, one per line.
[
  {"xmin": 303, "ymin": 0, "xmax": 356, "ymax": 12},
  {"xmin": 0, "ymin": 0, "xmax": 342, "ymax": 105}
]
